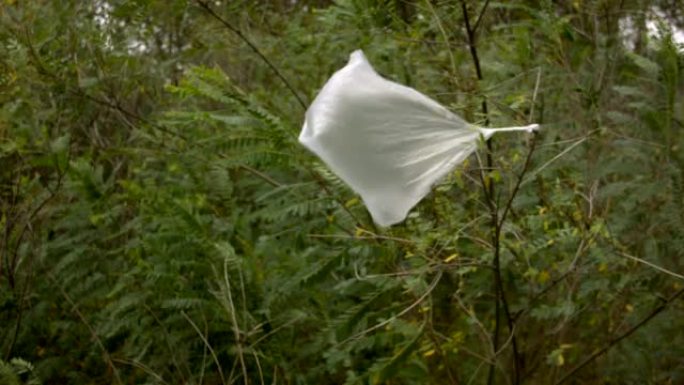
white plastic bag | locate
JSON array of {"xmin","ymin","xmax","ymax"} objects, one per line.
[{"xmin": 300, "ymin": 50, "xmax": 538, "ymax": 226}]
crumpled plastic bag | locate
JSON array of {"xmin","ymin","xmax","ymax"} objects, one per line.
[{"xmin": 300, "ymin": 50, "xmax": 538, "ymax": 226}]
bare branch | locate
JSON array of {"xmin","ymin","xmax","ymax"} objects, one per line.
[
  {"xmin": 195, "ymin": 0, "xmax": 307, "ymax": 111},
  {"xmin": 554, "ymin": 287, "xmax": 684, "ymax": 385}
]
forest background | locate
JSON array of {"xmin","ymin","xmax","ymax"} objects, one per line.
[{"xmin": 1, "ymin": 0, "xmax": 683, "ymax": 384}]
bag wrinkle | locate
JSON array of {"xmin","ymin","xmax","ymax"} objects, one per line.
[{"xmin": 300, "ymin": 50, "xmax": 539, "ymax": 226}]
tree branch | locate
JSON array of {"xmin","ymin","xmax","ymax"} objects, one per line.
[
  {"xmin": 195, "ymin": 0, "xmax": 307, "ymax": 111},
  {"xmin": 461, "ymin": 2, "xmax": 521, "ymax": 384},
  {"xmin": 49, "ymin": 272, "xmax": 123, "ymax": 384},
  {"xmin": 193, "ymin": 1, "xmax": 370, "ymax": 234},
  {"xmin": 472, "ymin": 0, "xmax": 491, "ymax": 34},
  {"xmin": 554, "ymin": 287, "xmax": 684, "ymax": 385}
]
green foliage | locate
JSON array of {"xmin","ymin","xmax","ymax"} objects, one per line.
[
  {"xmin": 0, "ymin": 358, "xmax": 40, "ymax": 385},
  {"xmin": 1, "ymin": 0, "xmax": 683, "ymax": 384}
]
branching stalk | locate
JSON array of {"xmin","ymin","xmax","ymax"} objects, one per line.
[
  {"xmin": 195, "ymin": 0, "xmax": 307, "ymax": 111},
  {"xmin": 182, "ymin": 310, "xmax": 227, "ymax": 385},
  {"xmin": 461, "ymin": 2, "xmax": 524, "ymax": 384},
  {"xmin": 554, "ymin": 287, "xmax": 684, "ymax": 385},
  {"xmin": 195, "ymin": 0, "xmax": 371, "ymax": 233},
  {"xmin": 49, "ymin": 272, "xmax": 123, "ymax": 385}
]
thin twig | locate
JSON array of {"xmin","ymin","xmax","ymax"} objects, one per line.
[
  {"xmin": 528, "ymin": 68, "xmax": 542, "ymax": 124},
  {"xmin": 181, "ymin": 310, "xmax": 227, "ymax": 385},
  {"xmin": 223, "ymin": 257, "xmax": 249, "ymax": 384},
  {"xmin": 521, "ymin": 135, "xmax": 592, "ymax": 186},
  {"xmin": 195, "ymin": 0, "xmax": 307, "ymax": 110},
  {"xmin": 194, "ymin": 1, "xmax": 364, "ymax": 232},
  {"xmin": 248, "ymin": 315, "xmax": 304, "ymax": 349},
  {"xmin": 307, "ymin": 232, "xmax": 413, "ymax": 244},
  {"xmin": 144, "ymin": 304, "xmax": 191, "ymax": 382},
  {"xmin": 498, "ymin": 134, "xmax": 538, "ymax": 228},
  {"xmin": 472, "ymin": 0, "xmax": 491, "ymax": 33},
  {"xmin": 111, "ymin": 358, "xmax": 169, "ymax": 384},
  {"xmin": 498, "ymin": 67, "xmax": 543, "ymax": 228},
  {"xmin": 453, "ymin": 292, "xmax": 493, "ymax": 357},
  {"xmin": 5, "ymin": 159, "xmax": 65, "ymax": 359},
  {"xmin": 48, "ymin": 272, "xmax": 123, "ymax": 385},
  {"xmin": 73, "ymin": 89, "xmax": 188, "ymax": 141},
  {"xmin": 339, "ymin": 271, "xmax": 443, "ymax": 345},
  {"xmin": 423, "ymin": 0, "xmax": 458, "ymax": 82},
  {"xmin": 238, "ymin": 164, "xmax": 282, "ymax": 187},
  {"xmin": 18, "ymin": 24, "xmax": 188, "ymax": 141},
  {"xmin": 460, "ymin": 2, "xmax": 521, "ymax": 384},
  {"xmin": 554, "ymin": 287, "xmax": 684, "ymax": 385},
  {"xmin": 251, "ymin": 350, "xmax": 266, "ymax": 385},
  {"xmin": 616, "ymin": 251, "xmax": 684, "ymax": 281}
]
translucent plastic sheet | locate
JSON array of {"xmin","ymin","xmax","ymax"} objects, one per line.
[{"xmin": 300, "ymin": 50, "xmax": 538, "ymax": 226}]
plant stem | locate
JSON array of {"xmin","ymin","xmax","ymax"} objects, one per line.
[
  {"xmin": 461, "ymin": 2, "xmax": 521, "ymax": 384},
  {"xmin": 554, "ymin": 287, "xmax": 684, "ymax": 385},
  {"xmin": 195, "ymin": 0, "xmax": 369, "ymax": 232},
  {"xmin": 49, "ymin": 272, "xmax": 123, "ymax": 385},
  {"xmin": 195, "ymin": 0, "xmax": 307, "ymax": 111}
]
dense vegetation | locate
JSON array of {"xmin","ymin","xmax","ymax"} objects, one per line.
[{"xmin": 1, "ymin": 1, "xmax": 683, "ymax": 384}]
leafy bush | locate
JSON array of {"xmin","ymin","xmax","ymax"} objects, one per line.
[{"xmin": 1, "ymin": 1, "xmax": 682, "ymax": 384}]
